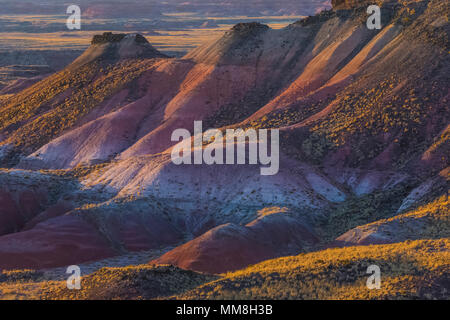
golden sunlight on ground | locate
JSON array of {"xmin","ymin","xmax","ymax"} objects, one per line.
[
  {"xmin": 0, "ymin": 16, "xmax": 302, "ymax": 54},
  {"xmin": 257, "ymin": 206, "xmax": 290, "ymax": 217}
]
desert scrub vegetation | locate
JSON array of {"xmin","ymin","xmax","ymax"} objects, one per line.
[
  {"xmin": 0, "ymin": 270, "xmax": 44, "ymax": 283},
  {"xmin": 400, "ymin": 0, "xmax": 449, "ymax": 50},
  {"xmin": 318, "ymin": 183, "xmax": 414, "ymax": 241},
  {"xmin": 247, "ymin": 99, "xmax": 331, "ymax": 130},
  {"xmin": 0, "ymin": 168, "xmax": 79, "ymax": 205},
  {"xmin": 40, "ymin": 162, "xmax": 110, "ymax": 180},
  {"xmin": 0, "ymin": 58, "xmax": 161, "ymax": 154},
  {"xmin": 356, "ymin": 194, "xmax": 450, "ymax": 240},
  {"xmin": 178, "ymin": 238, "xmax": 450, "ymax": 300},
  {"xmin": 0, "ymin": 281, "xmax": 52, "ymax": 300},
  {"xmin": 41, "ymin": 265, "xmax": 217, "ymax": 300},
  {"xmin": 296, "ymin": 71, "xmax": 448, "ymax": 166},
  {"xmin": 203, "ymin": 86, "xmax": 279, "ymax": 129}
]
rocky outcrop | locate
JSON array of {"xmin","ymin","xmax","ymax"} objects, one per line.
[
  {"xmin": 71, "ymin": 32, "xmax": 167, "ymax": 67},
  {"xmin": 230, "ymin": 22, "xmax": 269, "ymax": 36}
]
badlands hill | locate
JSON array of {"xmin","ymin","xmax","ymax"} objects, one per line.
[
  {"xmin": 1, "ymin": 239, "xmax": 447, "ymax": 299},
  {"xmin": 0, "ymin": 0, "xmax": 448, "ymax": 299}
]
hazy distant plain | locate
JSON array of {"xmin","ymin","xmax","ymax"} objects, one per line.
[{"xmin": 0, "ymin": 14, "xmax": 304, "ymax": 55}]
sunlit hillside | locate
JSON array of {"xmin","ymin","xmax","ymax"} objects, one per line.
[
  {"xmin": 179, "ymin": 238, "xmax": 450, "ymax": 300},
  {"xmin": 0, "ymin": 0, "xmax": 448, "ymax": 301}
]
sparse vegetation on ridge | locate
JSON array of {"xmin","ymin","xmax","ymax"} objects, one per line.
[
  {"xmin": 178, "ymin": 238, "xmax": 450, "ymax": 300},
  {"xmin": 0, "ymin": 58, "xmax": 161, "ymax": 155},
  {"xmin": 0, "ymin": 265, "xmax": 217, "ymax": 300}
]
